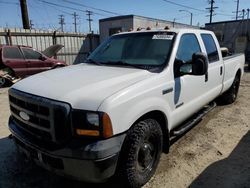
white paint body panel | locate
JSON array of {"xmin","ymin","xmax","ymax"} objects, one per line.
[{"xmin": 11, "ymin": 29, "xmax": 245, "ymax": 135}]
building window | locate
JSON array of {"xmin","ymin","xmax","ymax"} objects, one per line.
[{"xmin": 109, "ymin": 27, "xmax": 122, "ymax": 36}]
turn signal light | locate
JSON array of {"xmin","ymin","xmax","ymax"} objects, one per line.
[
  {"xmin": 102, "ymin": 113, "xmax": 113, "ymax": 138},
  {"xmin": 76, "ymin": 129, "xmax": 100, "ymax": 136}
]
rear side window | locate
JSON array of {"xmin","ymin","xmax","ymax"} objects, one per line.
[
  {"xmin": 3, "ymin": 47, "xmax": 24, "ymax": 59},
  {"xmin": 201, "ymin": 34, "xmax": 219, "ymax": 63},
  {"xmin": 22, "ymin": 48, "xmax": 42, "ymax": 60}
]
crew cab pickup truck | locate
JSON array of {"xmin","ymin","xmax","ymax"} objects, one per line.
[{"xmin": 8, "ymin": 29, "xmax": 244, "ymax": 188}]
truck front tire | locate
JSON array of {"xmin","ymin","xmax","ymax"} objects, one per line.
[{"xmin": 118, "ymin": 119, "xmax": 163, "ymax": 188}]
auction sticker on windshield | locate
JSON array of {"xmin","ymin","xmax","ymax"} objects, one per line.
[{"xmin": 152, "ymin": 34, "xmax": 174, "ymax": 40}]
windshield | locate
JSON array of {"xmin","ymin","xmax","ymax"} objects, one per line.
[{"xmin": 87, "ymin": 32, "xmax": 175, "ymax": 70}]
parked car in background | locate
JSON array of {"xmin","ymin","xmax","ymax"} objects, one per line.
[{"xmin": 0, "ymin": 44, "xmax": 66, "ymax": 87}]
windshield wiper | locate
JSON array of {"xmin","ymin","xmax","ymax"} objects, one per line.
[
  {"xmin": 101, "ymin": 61, "xmax": 145, "ymax": 69},
  {"xmin": 85, "ymin": 59, "xmax": 102, "ymax": 66}
]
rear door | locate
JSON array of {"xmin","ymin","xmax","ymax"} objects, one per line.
[
  {"xmin": 2, "ymin": 46, "xmax": 27, "ymax": 77},
  {"xmin": 21, "ymin": 47, "xmax": 48, "ymax": 76},
  {"xmin": 200, "ymin": 33, "xmax": 223, "ymax": 97}
]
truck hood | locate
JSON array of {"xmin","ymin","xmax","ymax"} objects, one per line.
[{"xmin": 12, "ymin": 64, "xmax": 153, "ymax": 110}]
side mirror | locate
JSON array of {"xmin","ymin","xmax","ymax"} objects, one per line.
[
  {"xmin": 221, "ymin": 47, "xmax": 229, "ymax": 58},
  {"xmin": 180, "ymin": 52, "xmax": 208, "ymax": 76},
  {"xmin": 39, "ymin": 56, "xmax": 46, "ymax": 61}
]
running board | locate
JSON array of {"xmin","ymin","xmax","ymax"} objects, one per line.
[{"xmin": 170, "ymin": 102, "xmax": 217, "ymax": 141}]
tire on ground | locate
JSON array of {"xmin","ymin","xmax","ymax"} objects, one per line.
[
  {"xmin": 216, "ymin": 74, "xmax": 241, "ymax": 105},
  {"xmin": 118, "ymin": 119, "xmax": 163, "ymax": 188}
]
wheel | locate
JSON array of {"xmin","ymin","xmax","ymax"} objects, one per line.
[
  {"xmin": 0, "ymin": 77, "xmax": 6, "ymax": 88},
  {"xmin": 118, "ymin": 119, "xmax": 163, "ymax": 188},
  {"xmin": 217, "ymin": 75, "xmax": 240, "ymax": 105}
]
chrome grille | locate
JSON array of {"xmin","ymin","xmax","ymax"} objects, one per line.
[{"xmin": 9, "ymin": 89, "xmax": 71, "ymax": 143}]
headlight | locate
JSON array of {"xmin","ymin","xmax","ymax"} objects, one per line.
[
  {"xmin": 72, "ymin": 110, "xmax": 113, "ymax": 138},
  {"xmin": 86, "ymin": 112, "xmax": 99, "ymax": 127}
]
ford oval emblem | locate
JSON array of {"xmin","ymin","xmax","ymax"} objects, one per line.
[{"xmin": 19, "ymin": 111, "xmax": 30, "ymax": 121}]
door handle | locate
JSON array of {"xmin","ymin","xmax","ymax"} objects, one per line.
[{"xmin": 220, "ymin": 66, "xmax": 223, "ymax": 75}]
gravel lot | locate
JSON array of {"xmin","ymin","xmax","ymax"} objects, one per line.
[{"xmin": 0, "ymin": 67, "xmax": 249, "ymax": 188}]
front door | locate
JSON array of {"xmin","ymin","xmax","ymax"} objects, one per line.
[
  {"xmin": 21, "ymin": 47, "xmax": 47, "ymax": 76},
  {"xmin": 171, "ymin": 33, "xmax": 210, "ymax": 127}
]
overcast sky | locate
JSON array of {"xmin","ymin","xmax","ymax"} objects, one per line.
[{"xmin": 0, "ymin": 0, "xmax": 249, "ymax": 33}]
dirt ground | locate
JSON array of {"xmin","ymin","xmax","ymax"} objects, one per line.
[{"xmin": 0, "ymin": 67, "xmax": 250, "ymax": 188}]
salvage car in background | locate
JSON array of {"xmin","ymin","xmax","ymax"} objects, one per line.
[{"xmin": 0, "ymin": 44, "xmax": 66, "ymax": 87}]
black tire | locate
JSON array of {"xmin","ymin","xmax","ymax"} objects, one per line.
[
  {"xmin": 118, "ymin": 119, "xmax": 163, "ymax": 188},
  {"xmin": 217, "ymin": 74, "xmax": 240, "ymax": 105},
  {"xmin": 0, "ymin": 77, "xmax": 6, "ymax": 88}
]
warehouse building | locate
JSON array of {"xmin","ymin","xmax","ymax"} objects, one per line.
[
  {"xmin": 205, "ymin": 19, "xmax": 250, "ymax": 62},
  {"xmin": 99, "ymin": 14, "xmax": 199, "ymax": 42}
]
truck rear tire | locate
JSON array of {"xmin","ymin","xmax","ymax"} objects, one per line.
[
  {"xmin": 217, "ymin": 75, "xmax": 240, "ymax": 105},
  {"xmin": 118, "ymin": 119, "xmax": 163, "ymax": 188}
]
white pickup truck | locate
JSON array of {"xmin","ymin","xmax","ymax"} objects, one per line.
[{"xmin": 8, "ymin": 28, "xmax": 244, "ymax": 187}]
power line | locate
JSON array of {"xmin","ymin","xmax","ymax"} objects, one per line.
[
  {"xmin": 0, "ymin": 1, "xmax": 18, "ymax": 5},
  {"xmin": 37, "ymin": 0, "xmax": 107, "ymax": 17},
  {"xmin": 63, "ymin": 0, "xmax": 121, "ymax": 16},
  {"xmin": 161, "ymin": 0, "xmax": 233, "ymax": 17},
  {"xmin": 161, "ymin": 0, "xmax": 205, "ymax": 13}
]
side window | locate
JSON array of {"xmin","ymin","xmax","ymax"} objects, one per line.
[
  {"xmin": 22, "ymin": 48, "xmax": 42, "ymax": 60},
  {"xmin": 201, "ymin": 34, "xmax": 219, "ymax": 63},
  {"xmin": 3, "ymin": 47, "xmax": 24, "ymax": 59},
  {"xmin": 176, "ymin": 34, "xmax": 201, "ymax": 63}
]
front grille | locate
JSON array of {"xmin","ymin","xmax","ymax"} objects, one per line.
[{"xmin": 9, "ymin": 88, "xmax": 71, "ymax": 144}]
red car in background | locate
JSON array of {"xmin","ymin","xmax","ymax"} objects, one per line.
[{"xmin": 0, "ymin": 44, "xmax": 66, "ymax": 87}]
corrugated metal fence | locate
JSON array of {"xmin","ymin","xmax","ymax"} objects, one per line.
[{"xmin": 0, "ymin": 28, "xmax": 99, "ymax": 65}]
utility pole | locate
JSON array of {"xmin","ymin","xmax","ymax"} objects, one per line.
[
  {"xmin": 242, "ymin": 9, "xmax": 245, "ymax": 19},
  {"xmin": 72, "ymin": 12, "xmax": 78, "ymax": 33},
  {"xmin": 179, "ymin": 10, "xmax": 193, "ymax": 26},
  {"xmin": 247, "ymin": 8, "xmax": 250, "ymax": 19},
  {"xmin": 235, "ymin": 0, "xmax": 240, "ymax": 20},
  {"xmin": 19, "ymin": 0, "xmax": 30, "ymax": 29},
  {"xmin": 173, "ymin": 18, "xmax": 176, "ymax": 28},
  {"xmin": 29, "ymin": 20, "xmax": 34, "ymax": 29},
  {"xmin": 86, "ymin": 10, "xmax": 93, "ymax": 33},
  {"xmin": 59, "ymin": 15, "xmax": 65, "ymax": 32},
  {"xmin": 206, "ymin": 0, "xmax": 218, "ymax": 24}
]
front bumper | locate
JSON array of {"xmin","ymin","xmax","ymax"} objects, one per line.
[{"xmin": 9, "ymin": 117, "xmax": 126, "ymax": 183}]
